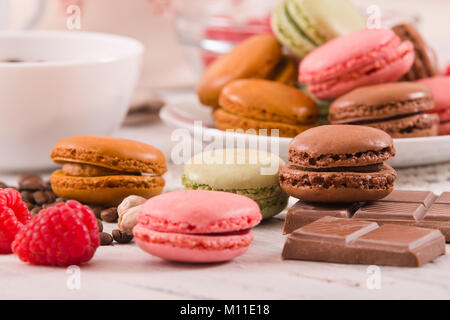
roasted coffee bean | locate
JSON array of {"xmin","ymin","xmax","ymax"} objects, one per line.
[
  {"xmin": 90, "ymin": 206, "xmax": 103, "ymax": 219},
  {"xmin": 100, "ymin": 207, "xmax": 118, "ymax": 222},
  {"xmin": 44, "ymin": 181, "xmax": 53, "ymax": 191},
  {"xmin": 18, "ymin": 174, "xmax": 45, "ymax": 191},
  {"xmin": 112, "ymin": 229, "xmax": 133, "ymax": 244},
  {"xmin": 30, "ymin": 207, "xmax": 41, "ymax": 217},
  {"xmin": 97, "ymin": 219, "xmax": 103, "ymax": 232},
  {"xmin": 99, "ymin": 232, "xmax": 113, "ymax": 245},
  {"xmin": 20, "ymin": 190, "xmax": 35, "ymax": 204},
  {"xmin": 0, "ymin": 182, "xmax": 8, "ymax": 189}
]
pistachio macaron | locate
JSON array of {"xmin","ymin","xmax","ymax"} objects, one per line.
[
  {"xmin": 182, "ymin": 149, "xmax": 288, "ymax": 219},
  {"xmin": 214, "ymin": 79, "xmax": 318, "ymax": 137},
  {"xmin": 50, "ymin": 136, "xmax": 167, "ymax": 206}
]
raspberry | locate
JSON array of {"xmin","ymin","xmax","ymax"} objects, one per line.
[
  {"xmin": 12, "ymin": 200, "xmax": 99, "ymax": 266},
  {"xmin": 0, "ymin": 189, "xmax": 31, "ymax": 254},
  {"xmin": 445, "ymin": 65, "xmax": 450, "ymax": 77}
]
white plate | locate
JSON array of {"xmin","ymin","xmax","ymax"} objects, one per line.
[{"xmin": 160, "ymin": 101, "xmax": 450, "ymax": 168}]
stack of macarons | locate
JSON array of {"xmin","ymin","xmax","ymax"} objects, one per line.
[
  {"xmin": 182, "ymin": 148, "xmax": 288, "ymax": 219},
  {"xmin": 279, "ymin": 125, "xmax": 397, "ymax": 203},
  {"xmin": 197, "ymin": 1, "xmax": 448, "ymax": 138}
]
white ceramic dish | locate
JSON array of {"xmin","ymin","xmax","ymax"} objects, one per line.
[
  {"xmin": 160, "ymin": 101, "xmax": 450, "ymax": 168},
  {"xmin": 0, "ymin": 30, "xmax": 143, "ymax": 171}
]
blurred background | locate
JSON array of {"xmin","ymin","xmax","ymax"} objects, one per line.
[{"xmin": 3, "ymin": 0, "xmax": 449, "ymax": 95}]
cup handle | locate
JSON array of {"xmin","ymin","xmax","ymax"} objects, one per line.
[{"xmin": 23, "ymin": 0, "xmax": 47, "ymax": 29}]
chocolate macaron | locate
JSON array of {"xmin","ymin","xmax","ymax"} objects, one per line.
[
  {"xmin": 328, "ymin": 82, "xmax": 439, "ymax": 138},
  {"xmin": 392, "ymin": 23, "xmax": 439, "ymax": 81},
  {"xmin": 50, "ymin": 136, "xmax": 167, "ymax": 206},
  {"xmin": 279, "ymin": 125, "xmax": 397, "ymax": 203},
  {"xmin": 214, "ymin": 79, "xmax": 318, "ymax": 137}
]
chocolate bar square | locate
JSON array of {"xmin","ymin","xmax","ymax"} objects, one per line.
[
  {"xmin": 353, "ymin": 201, "xmax": 426, "ymax": 221},
  {"xmin": 435, "ymin": 192, "xmax": 450, "ymax": 204},
  {"xmin": 377, "ymin": 190, "xmax": 436, "ymax": 207},
  {"xmin": 283, "ymin": 201, "xmax": 361, "ymax": 234},
  {"xmin": 282, "ymin": 217, "xmax": 445, "ymax": 267}
]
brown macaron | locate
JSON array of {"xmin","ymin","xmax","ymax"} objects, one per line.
[
  {"xmin": 197, "ymin": 34, "xmax": 298, "ymax": 108},
  {"xmin": 279, "ymin": 125, "xmax": 397, "ymax": 203},
  {"xmin": 214, "ymin": 79, "xmax": 318, "ymax": 137},
  {"xmin": 392, "ymin": 23, "xmax": 439, "ymax": 81},
  {"xmin": 328, "ymin": 82, "xmax": 439, "ymax": 138},
  {"xmin": 50, "ymin": 136, "xmax": 167, "ymax": 206}
]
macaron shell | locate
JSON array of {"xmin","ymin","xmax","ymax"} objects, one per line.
[
  {"xmin": 183, "ymin": 149, "xmax": 285, "ymax": 189},
  {"xmin": 308, "ymin": 46, "xmax": 415, "ymax": 100},
  {"xmin": 392, "ymin": 23, "xmax": 439, "ymax": 80},
  {"xmin": 51, "ymin": 136, "xmax": 167, "ymax": 175},
  {"xmin": 270, "ymin": 1, "xmax": 316, "ymax": 58},
  {"xmin": 329, "ymin": 82, "xmax": 434, "ymax": 123},
  {"xmin": 289, "ymin": 125, "xmax": 394, "ymax": 161},
  {"xmin": 267, "ymin": 55, "xmax": 299, "ymax": 86},
  {"xmin": 299, "ymin": 28, "xmax": 415, "ymax": 100},
  {"xmin": 364, "ymin": 113, "xmax": 439, "ymax": 138},
  {"xmin": 279, "ymin": 164, "xmax": 396, "ymax": 202},
  {"xmin": 134, "ymin": 226, "xmax": 252, "ymax": 263},
  {"xmin": 219, "ymin": 79, "xmax": 318, "ymax": 125},
  {"xmin": 196, "ymin": 34, "xmax": 282, "ymax": 107},
  {"xmin": 419, "ymin": 77, "xmax": 450, "ymax": 112},
  {"xmin": 138, "ymin": 190, "xmax": 262, "ymax": 234},
  {"xmin": 287, "ymin": 0, "xmax": 365, "ymax": 44},
  {"xmin": 213, "ymin": 108, "xmax": 317, "ymax": 138},
  {"xmin": 50, "ymin": 170, "xmax": 165, "ymax": 206},
  {"xmin": 439, "ymin": 121, "xmax": 450, "ymax": 135}
]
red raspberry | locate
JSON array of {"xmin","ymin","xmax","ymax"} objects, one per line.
[
  {"xmin": 445, "ymin": 65, "xmax": 450, "ymax": 76},
  {"xmin": 0, "ymin": 189, "xmax": 31, "ymax": 254},
  {"xmin": 12, "ymin": 200, "xmax": 99, "ymax": 266}
]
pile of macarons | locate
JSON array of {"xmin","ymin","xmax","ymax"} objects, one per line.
[{"xmin": 196, "ymin": 0, "xmax": 450, "ymax": 138}]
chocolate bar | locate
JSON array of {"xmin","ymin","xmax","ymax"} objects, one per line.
[
  {"xmin": 283, "ymin": 190, "xmax": 450, "ymax": 241},
  {"xmin": 282, "ymin": 216, "xmax": 445, "ymax": 267}
]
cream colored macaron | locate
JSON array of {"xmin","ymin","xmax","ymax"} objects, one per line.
[{"xmin": 182, "ymin": 149, "xmax": 288, "ymax": 219}]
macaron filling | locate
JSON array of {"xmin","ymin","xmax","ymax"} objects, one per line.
[
  {"xmin": 62, "ymin": 163, "xmax": 139, "ymax": 177},
  {"xmin": 134, "ymin": 226, "xmax": 254, "ymax": 251},
  {"xmin": 280, "ymin": 164, "xmax": 396, "ymax": 190},
  {"xmin": 294, "ymin": 163, "xmax": 384, "ymax": 173},
  {"xmin": 288, "ymin": 147, "xmax": 395, "ymax": 168}
]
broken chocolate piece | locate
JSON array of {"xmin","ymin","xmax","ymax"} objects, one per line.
[{"xmin": 282, "ymin": 216, "xmax": 445, "ymax": 267}]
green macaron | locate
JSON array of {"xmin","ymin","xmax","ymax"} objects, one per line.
[
  {"xmin": 182, "ymin": 149, "xmax": 289, "ymax": 219},
  {"xmin": 271, "ymin": 0, "xmax": 365, "ymax": 58}
]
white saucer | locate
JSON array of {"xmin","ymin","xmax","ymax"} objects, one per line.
[{"xmin": 160, "ymin": 101, "xmax": 450, "ymax": 168}]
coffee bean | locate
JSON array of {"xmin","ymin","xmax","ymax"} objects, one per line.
[
  {"xmin": 99, "ymin": 232, "xmax": 113, "ymax": 245},
  {"xmin": 100, "ymin": 207, "xmax": 118, "ymax": 222},
  {"xmin": 0, "ymin": 182, "xmax": 8, "ymax": 189},
  {"xmin": 112, "ymin": 229, "xmax": 133, "ymax": 244},
  {"xmin": 21, "ymin": 190, "xmax": 35, "ymax": 204},
  {"xmin": 44, "ymin": 181, "xmax": 53, "ymax": 191},
  {"xmin": 19, "ymin": 174, "xmax": 45, "ymax": 191},
  {"xmin": 97, "ymin": 219, "xmax": 103, "ymax": 232},
  {"xmin": 30, "ymin": 207, "xmax": 41, "ymax": 217},
  {"xmin": 88, "ymin": 205, "xmax": 103, "ymax": 219},
  {"xmin": 44, "ymin": 190, "xmax": 56, "ymax": 203}
]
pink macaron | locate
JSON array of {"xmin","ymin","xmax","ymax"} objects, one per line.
[
  {"xmin": 299, "ymin": 28, "xmax": 415, "ymax": 100},
  {"xmin": 133, "ymin": 190, "xmax": 262, "ymax": 263},
  {"xmin": 418, "ymin": 76, "xmax": 450, "ymax": 135}
]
